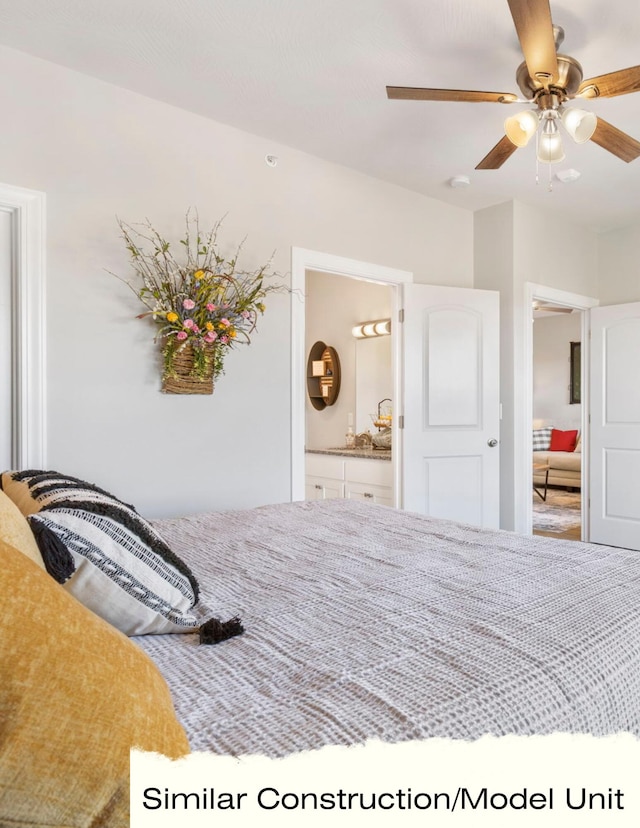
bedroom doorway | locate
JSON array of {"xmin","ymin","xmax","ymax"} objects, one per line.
[
  {"xmin": 0, "ymin": 208, "xmax": 12, "ymax": 469},
  {"xmin": 522, "ymin": 283, "xmax": 598, "ymax": 540},
  {"xmin": 0, "ymin": 182, "xmax": 47, "ymax": 470},
  {"xmin": 532, "ymin": 304, "xmax": 583, "ymax": 541}
]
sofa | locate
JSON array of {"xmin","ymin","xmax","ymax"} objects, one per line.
[{"xmin": 533, "ymin": 426, "xmax": 581, "ymax": 491}]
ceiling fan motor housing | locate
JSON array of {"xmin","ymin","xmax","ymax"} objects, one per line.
[{"xmin": 516, "ymin": 53, "xmax": 584, "ymax": 104}]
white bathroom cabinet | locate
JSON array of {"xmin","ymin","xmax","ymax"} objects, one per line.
[{"xmin": 305, "ymin": 453, "xmax": 393, "ymax": 506}]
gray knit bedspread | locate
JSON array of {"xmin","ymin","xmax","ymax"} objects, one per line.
[{"xmin": 137, "ymin": 499, "xmax": 640, "ymax": 756}]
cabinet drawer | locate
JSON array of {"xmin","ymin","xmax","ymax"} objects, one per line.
[
  {"xmin": 306, "ymin": 454, "xmax": 345, "ymax": 480},
  {"xmin": 344, "ymin": 457, "xmax": 393, "ymax": 487},
  {"xmin": 344, "ymin": 481, "xmax": 393, "ymax": 507},
  {"xmin": 306, "ymin": 475, "xmax": 344, "ymax": 500}
]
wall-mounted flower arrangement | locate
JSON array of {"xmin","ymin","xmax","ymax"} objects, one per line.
[{"xmin": 111, "ymin": 211, "xmax": 285, "ymax": 394}]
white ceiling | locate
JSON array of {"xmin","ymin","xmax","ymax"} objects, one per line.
[{"xmin": 1, "ymin": 0, "xmax": 639, "ymax": 232}]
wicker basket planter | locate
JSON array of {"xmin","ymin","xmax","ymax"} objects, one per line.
[{"xmin": 162, "ymin": 342, "xmax": 215, "ymax": 395}]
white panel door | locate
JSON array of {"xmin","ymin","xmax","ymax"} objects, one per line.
[
  {"xmin": 590, "ymin": 302, "xmax": 640, "ymax": 550},
  {"xmin": 401, "ymin": 284, "xmax": 500, "ymax": 528}
]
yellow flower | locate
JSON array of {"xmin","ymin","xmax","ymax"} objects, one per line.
[
  {"xmin": 166, "ymin": 311, "xmax": 179, "ymax": 323},
  {"xmin": 205, "ymin": 321, "xmax": 214, "ymax": 331},
  {"xmin": 194, "ymin": 269, "xmax": 205, "ymax": 278},
  {"xmin": 229, "ymin": 328, "xmax": 237, "ymax": 338}
]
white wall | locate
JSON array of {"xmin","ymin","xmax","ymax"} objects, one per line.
[
  {"xmin": 0, "ymin": 46, "xmax": 473, "ymax": 517},
  {"xmin": 305, "ymin": 271, "xmax": 391, "ymax": 449},
  {"xmin": 474, "ymin": 200, "xmax": 598, "ymax": 530},
  {"xmin": 597, "ymin": 223, "xmax": 640, "ymax": 306},
  {"xmin": 512, "ymin": 202, "xmax": 599, "ymax": 299},
  {"xmin": 533, "ymin": 314, "xmax": 582, "ymax": 429},
  {"xmin": 473, "ymin": 201, "xmax": 516, "ymax": 529}
]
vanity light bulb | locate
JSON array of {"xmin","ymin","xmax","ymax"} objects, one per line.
[{"xmin": 352, "ymin": 318, "xmax": 392, "ymax": 338}]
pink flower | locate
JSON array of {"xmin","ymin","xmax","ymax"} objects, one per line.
[
  {"xmin": 241, "ymin": 310, "xmax": 251, "ymax": 319},
  {"xmin": 176, "ymin": 331, "xmax": 188, "ymax": 341},
  {"xmin": 192, "ymin": 324, "xmax": 200, "ymax": 333},
  {"xmin": 182, "ymin": 298, "xmax": 196, "ymax": 310},
  {"xmin": 220, "ymin": 317, "xmax": 230, "ymax": 327},
  {"xmin": 183, "ymin": 319, "xmax": 194, "ymax": 329},
  {"xmin": 220, "ymin": 335, "xmax": 229, "ymax": 344},
  {"xmin": 204, "ymin": 331, "xmax": 217, "ymax": 343},
  {"xmin": 206, "ymin": 303, "xmax": 216, "ymax": 312}
]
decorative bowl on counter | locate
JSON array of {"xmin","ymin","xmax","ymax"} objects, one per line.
[{"xmin": 372, "ymin": 428, "xmax": 392, "ymax": 449}]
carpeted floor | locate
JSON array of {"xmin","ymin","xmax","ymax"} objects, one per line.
[{"xmin": 532, "ymin": 487, "xmax": 581, "ymax": 534}]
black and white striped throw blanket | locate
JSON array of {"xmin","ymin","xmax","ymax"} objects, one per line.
[{"xmin": 135, "ymin": 499, "xmax": 640, "ymax": 756}]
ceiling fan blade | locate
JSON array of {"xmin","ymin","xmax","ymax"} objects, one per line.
[
  {"xmin": 590, "ymin": 117, "xmax": 640, "ymax": 163},
  {"xmin": 577, "ymin": 65, "xmax": 640, "ymax": 99},
  {"xmin": 386, "ymin": 86, "xmax": 518, "ymax": 103},
  {"xmin": 507, "ymin": 0, "xmax": 559, "ymax": 85},
  {"xmin": 475, "ymin": 135, "xmax": 518, "ymax": 169}
]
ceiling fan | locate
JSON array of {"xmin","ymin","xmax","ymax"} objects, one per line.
[{"xmin": 387, "ymin": 0, "xmax": 640, "ymax": 169}]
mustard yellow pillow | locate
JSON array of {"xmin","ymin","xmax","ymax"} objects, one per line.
[
  {"xmin": 0, "ymin": 488, "xmax": 44, "ymax": 568},
  {"xmin": 0, "ymin": 538, "xmax": 190, "ymax": 828}
]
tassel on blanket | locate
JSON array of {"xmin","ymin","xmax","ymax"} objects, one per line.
[{"xmin": 199, "ymin": 616, "xmax": 244, "ymax": 645}]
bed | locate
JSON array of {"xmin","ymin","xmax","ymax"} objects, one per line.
[
  {"xmin": 4, "ymin": 490, "xmax": 640, "ymax": 827},
  {"xmin": 134, "ymin": 498, "xmax": 640, "ymax": 756}
]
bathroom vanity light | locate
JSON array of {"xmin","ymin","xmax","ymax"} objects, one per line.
[{"xmin": 352, "ymin": 319, "xmax": 391, "ymax": 339}]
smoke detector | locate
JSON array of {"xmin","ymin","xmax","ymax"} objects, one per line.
[
  {"xmin": 449, "ymin": 175, "xmax": 471, "ymax": 188},
  {"xmin": 555, "ymin": 168, "xmax": 581, "ymax": 183}
]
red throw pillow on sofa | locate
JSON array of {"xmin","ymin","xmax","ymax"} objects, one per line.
[{"xmin": 549, "ymin": 428, "xmax": 578, "ymax": 452}]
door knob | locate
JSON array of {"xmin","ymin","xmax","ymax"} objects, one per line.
[{"xmin": 487, "ymin": 438, "xmax": 498, "ymax": 447}]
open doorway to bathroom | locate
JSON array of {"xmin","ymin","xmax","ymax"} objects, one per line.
[
  {"xmin": 305, "ymin": 270, "xmax": 394, "ymax": 452},
  {"xmin": 531, "ymin": 302, "xmax": 583, "ymax": 541},
  {"xmin": 303, "ymin": 269, "xmax": 396, "ymax": 506},
  {"xmin": 290, "ymin": 247, "xmax": 412, "ymax": 506}
]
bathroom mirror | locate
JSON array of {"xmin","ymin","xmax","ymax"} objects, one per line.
[{"xmin": 355, "ymin": 335, "xmax": 392, "ymax": 433}]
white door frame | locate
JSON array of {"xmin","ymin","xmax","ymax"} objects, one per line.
[
  {"xmin": 0, "ymin": 183, "xmax": 47, "ymax": 469},
  {"xmin": 290, "ymin": 248, "xmax": 412, "ymax": 503},
  {"xmin": 519, "ymin": 282, "xmax": 598, "ymax": 536}
]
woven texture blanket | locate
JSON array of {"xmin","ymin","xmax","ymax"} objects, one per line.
[{"xmin": 137, "ymin": 499, "xmax": 640, "ymax": 757}]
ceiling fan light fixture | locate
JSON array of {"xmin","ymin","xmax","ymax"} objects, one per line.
[
  {"xmin": 504, "ymin": 110, "xmax": 539, "ymax": 147},
  {"xmin": 537, "ymin": 118, "xmax": 565, "ymax": 164},
  {"xmin": 561, "ymin": 108, "xmax": 597, "ymax": 144}
]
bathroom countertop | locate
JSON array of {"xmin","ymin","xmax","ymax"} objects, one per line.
[{"xmin": 306, "ymin": 447, "xmax": 392, "ymax": 461}]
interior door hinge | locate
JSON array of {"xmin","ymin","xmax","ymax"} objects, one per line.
[{"xmin": 398, "ymin": 308, "xmax": 405, "ymax": 323}]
